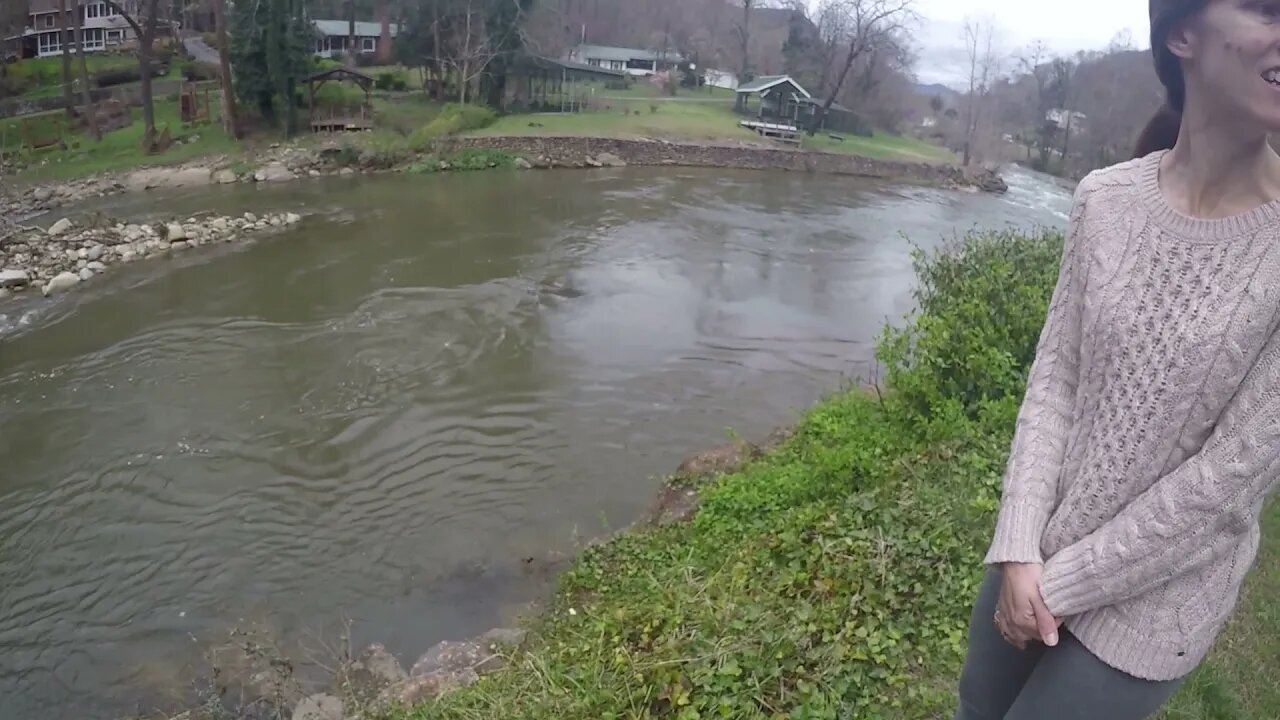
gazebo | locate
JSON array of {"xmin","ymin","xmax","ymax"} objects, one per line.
[{"xmin": 306, "ymin": 67, "xmax": 374, "ymax": 132}]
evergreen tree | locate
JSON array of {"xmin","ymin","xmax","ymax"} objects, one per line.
[{"xmin": 231, "ymin": 0, "xmax": 314, "ymax": 133}]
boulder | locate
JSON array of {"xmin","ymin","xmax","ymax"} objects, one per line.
[
  {"xmin": 65, "ymin": 249, "xmax": 80, "ymax": 260},
  {"xmin": 170, "ymin": 241, "xmax": 190, "ymax": 251},
  {"xmin": 86, "ymin": 245, "xmax": 103, "ymax": 261},
  {"xmin": 77, "ymin": 248, "xmax": 88, "ymax": 259},
  {"xmin": 0, "ymin": 288, "xmax": 10, "ymax": 300},
  {"xmin": 212, "ymin": 169, "xmax": 238, "ymax": 184},
  {"xmin": 32, "ymin": 187, "xmax": 53, "ymax": 202},
  {"xmin": 675, "ymin": 442, "xmax": 760, "ymax": 479},
  {"xmin": 254, "ymin": 163, "xmax": 297, "ymax": 183},
  {"xmin": 121, "ymin": 251, "xmax": 137, "ymax": 263},
  {"xmin": 285, "ymin": 213, "xmax": 301, "ymax": 225},
  {"xmin": 78, "ymin": 268, "xmax": 95, "ymax": 281},
  {"xmin": 43, "ymin": 271, "xmax": 80, "ymax": 296},
  {"xmin": 0, "ymin": 269, "xmax": 30, "ymax": 289},
  {"xmin": 513, "ymin": 157, "xmax": 533, "ymax": 170},
  {"xmin": 244, "ymin": 212, "xmax": 258, "ymax": 223},
  {"xmin": 400, "ymin": 668, "xmax": 479, "ymax": 705},
  {"xmin": 126, "ymin": 167, "xmax": 213, "ymax": 191},
  {"xmin": 87, "ymin": 261, "xmax": 106, "ymax": 273},
  {"xmin": 166, "ymin": 223, "xmax": 188, "ymax": 241},
  {"xmin": 343, "ymin": 643, "xmax": 407, "ymax": 705},
  {"xmin": 290, "ymin": 693, "xmax": 344, "ymax": 720},
  {"xmin": 596, "ymin": 152, "xmax": 627, "ymax": 168},
  {"xmin": 584, "ymin": 156, "xmax": 603, "ymax": 168},
  {"xmin": 48, "ymin": 218, "xmax": 73, "ymax": 236}
]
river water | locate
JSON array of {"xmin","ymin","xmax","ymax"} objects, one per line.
[{"xmin": 0, "ymin": 166, "xmax": 1070, "ymax": 718}]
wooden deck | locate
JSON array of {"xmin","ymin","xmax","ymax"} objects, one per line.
[
  {"xmin": 739, "ymin": 120, "xmax": 801, "ymax": 145},
  {"xmin": 311, "ymin": 117, "xmax": 374, "ymax": 133}
]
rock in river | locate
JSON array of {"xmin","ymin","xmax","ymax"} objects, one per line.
[
  {"xmin": 47, "ymin": 218, "xmax": 73, "ymax": 236},
  {"xmin": 166, "ymin": 223, "xmax": 188, "ymax": 241},
  {"xmin": 86, "ymin": 245, "xmax": 103, "ymax": 261},
  {"xmin": 291, "ymin": 693, "xmax": 344, "ymax": 720},
  {"xmin": 42, "ymin": 271, "xmax": 80, "ymax": 296},
  {"xmin": 78, "ymin": 268, "xmax": 94, "ymax": 281},
  {"xmin": 596, "ymin": 152, "xmax": 627, "ymax": 168},
  {"xmin": 0, "ymin": 269, "xmax": 30, "ymax": 289}
]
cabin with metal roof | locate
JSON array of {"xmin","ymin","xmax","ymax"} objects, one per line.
[{"xmin": 734, "ymin": 75, "xmax": 811, "ymax": 124}]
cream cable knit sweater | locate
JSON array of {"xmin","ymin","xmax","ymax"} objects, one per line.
[{"xmin": 985, "ymin": 150, "xmax": 1280, "ymax": 681}]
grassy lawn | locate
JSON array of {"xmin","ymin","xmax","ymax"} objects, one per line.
[
  {"xmin": 805, "ymin": 131, "xmax": 957, "ymax": 163},
  {"xmin": 473, "ymin": 101, "xmax": 955, "ymax": 164},
  {"xmin": 3, "ymin": 97, "xmax": 239, "ymax": 183},
  {"xmin": 581, "ymin": 81, "xmax": 737, "ymax": 101},
  {"xmin": 474, "ymin": 101, "xmax": 762, "ymax": 143}
]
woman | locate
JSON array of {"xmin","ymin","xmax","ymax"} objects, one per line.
[{"xmin": 955, "ymin": 1, "xmax": 1280, "ymax": 718}]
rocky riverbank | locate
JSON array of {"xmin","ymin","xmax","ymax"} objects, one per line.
[
  {"xmin": 0, "ymin": 210, "xmax": 301, "ymax": 301},
  {"xmin": 1, "ymin": 135, "xmax": 1006, "ymax": 228}
]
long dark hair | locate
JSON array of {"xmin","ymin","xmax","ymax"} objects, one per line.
[{"xmin": 1134, "ymin": 0, "xmax": 1209, "ymax": 157}]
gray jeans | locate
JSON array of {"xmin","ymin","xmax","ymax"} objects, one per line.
[{"xmin": 955, "ymin": 569, "xmax": 1183, "ymax": 720}]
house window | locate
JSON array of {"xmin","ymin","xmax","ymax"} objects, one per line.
[
  {"xmin": 81, "ymin": 27, "xmax": 104, "ymax": 50},
  {"xmin": 37, "ymin": 31, "xmax": 61, "ymax": 56},
  {"xmin": 43, "ymin": 14, "xmax": 56, "ymax": 28},
  {"xmin": 106, "ymin": 29, "xmax": 123, "ymax": 44},
  {"xmin": 86, "ymin": 3, "xmax": 101, "ymax": 19},
  {"xmin": 362, "ymin": 37, "xmax": 376, "ymax": 53}
]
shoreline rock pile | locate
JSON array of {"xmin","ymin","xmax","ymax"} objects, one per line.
[{"xmin": 0, "ymin": 211, "xmax": 302, "ymax": 300}]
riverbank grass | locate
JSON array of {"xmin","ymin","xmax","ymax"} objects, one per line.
[
  {"xmin": 2, "ymin": 98, "xmax": 238, "ymax": 183},
  {"xmin": 383, "ymin": 228, "xmax": 1279, "ymax": 720}
]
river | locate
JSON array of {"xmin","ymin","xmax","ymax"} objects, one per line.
[{"xmin": 0, "ymin": 166, "xmax": 1071, "ymax": 718}]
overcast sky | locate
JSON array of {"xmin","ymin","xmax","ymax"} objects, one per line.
[{"xmin": 909, "ymin": 0, "xmax": 1152, "ymax": 86}]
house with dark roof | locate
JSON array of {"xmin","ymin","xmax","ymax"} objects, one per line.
[
  {"xmin": 734, "ymin": 75, "xmax": 810, "ymax": 122},
  {"xmin": 8, "ymin": 0, "xmax": 140, "ymax": 58},
  {"xmin": 566, "ymin": 44, "xmax": 683, "ymax": 77},
  {"xmin": 312, "ymin": 19, "xmax": 398, "ymax": 59}
]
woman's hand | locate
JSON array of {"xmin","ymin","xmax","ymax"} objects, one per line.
[{"xmin": 995, "ymin": 563, "xmax": 1062, "ymax": 650}]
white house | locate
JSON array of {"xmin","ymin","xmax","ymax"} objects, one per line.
[
  {"xmin": 9, "ymin": 0, "xmax": 139, "ymax": 58},
  {"xmin": 312, "ymin": 19, "xmax": 397, "ymax": 58},
  {"xmin": 1046, "ymin": 108, "xmax": 1087, "ymax": 131},
  {"xmin": 566, "ymin": 44, "xmax": 682, "ymax": 77},
  {"xmin": 703, "ymin": 69, "xmax": 738, "ymax": 90}
]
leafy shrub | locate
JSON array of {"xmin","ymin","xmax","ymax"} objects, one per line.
[
  {"xmin": 181, "ymin": 61, "xmax": 218, "ymax": 82},
  {"xmin": 877, "ymin": 228, "xmax": 1064, "ymax": 427},
  {"xmin": 406, "ymin": 103, "xmax": 497, "ymax": 149},
  {"xmin": 94, "ymin": 67, "xmax": 141, "ymax": 88},
  {"xmin": 374, "ymin": 69, "xmax": 409, "ymax": 91}
]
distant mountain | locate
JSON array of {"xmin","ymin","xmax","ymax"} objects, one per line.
[{"xmin": 913, "ymin": 82, "xmax": 960, "ymax": 99}]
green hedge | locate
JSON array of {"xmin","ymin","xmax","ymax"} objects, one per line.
[
  {"xmin": 406, "ymin": 103, "xmax": 497, "ymax": 149},
  {"xmin": 398, "ymin": 228, "xmax": 1065, "ymax": 720}
]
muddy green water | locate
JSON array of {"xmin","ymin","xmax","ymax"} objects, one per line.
[{"xmin": 0, "ymin": 167, "xmax": 1070, "ymax": 718}]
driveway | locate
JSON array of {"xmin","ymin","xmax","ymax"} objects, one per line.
[{"xmin": 183, "ymin": 35, "xmax": 220, "ymax": 65}]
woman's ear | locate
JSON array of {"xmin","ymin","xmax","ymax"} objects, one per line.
[{"xmin": 1166, "ymin": 19, "xmax": 1198, "ymax": 61}]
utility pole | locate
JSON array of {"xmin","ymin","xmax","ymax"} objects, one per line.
[{"xmin": 212, "ymin": 0, "xmax": 239, "ymax": 138}]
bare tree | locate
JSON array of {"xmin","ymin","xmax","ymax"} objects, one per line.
[
  {"xmin": 212, "ymin": 0, "xmax": 238, "ymax": 138},
  {"xmin": 732, "ymin": 0, "xmax": 763, "ymax": 112},
  {"xmin": 818, "ymin": 0, "xmax": 915, "ymax": 124},
  {"xmin": 347, "ymin": 0, "xmax": 356, "ymax": 65},
  {"xmin": 72, "ymin": 0, "xmax": 101, "ymax": 139},
  {"xmin": 962, "ymin": 15, "xmax": 1000, "ymax": 166},
  {"xmin": 103, "ymin": 0, "xmax": 165, "ymax": 152},
  {"xmin": 58, "ymin": 0, "xmax": 74, "ymax": 119},
  {"xmin": 1017, "ymin": 39, "xmax": 1053, "ymax": 163}
]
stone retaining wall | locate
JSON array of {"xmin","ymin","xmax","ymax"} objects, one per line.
[{"xmin": 442, "ymin": 135, "xmax": 1003, "ymax": 190}]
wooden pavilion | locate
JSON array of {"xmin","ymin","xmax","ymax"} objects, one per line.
[{"xmin": 307, "ymin": 67, "xmax": 375, "ymax": 133}]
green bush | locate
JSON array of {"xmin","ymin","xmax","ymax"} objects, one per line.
[
  {"xmin": 181, "ymin": 61, "xmax": 219, "ymax": 82},
  {"xmin": 877, "ymin": 228, "xmax": 1063, "ymax": 427},
  {"xmin": 406, "ymin": 103, "xmax": 497, "ymax": 149}
]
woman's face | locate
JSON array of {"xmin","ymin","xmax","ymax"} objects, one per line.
[{"xmin": 1179, "ymin": 0, "xmax": 1280, "ymax": 132}]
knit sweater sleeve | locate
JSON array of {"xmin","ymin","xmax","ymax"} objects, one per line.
[
  {"xmin": 984, "ymin": 178, "xmax": 1094, "ymax": 566},
  {"xmin": 1040, "ymin": 328, "xmax": 1280, "ymax": 617}
]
